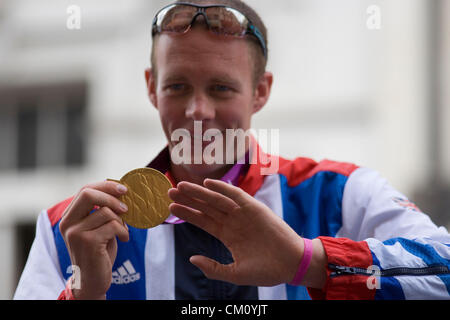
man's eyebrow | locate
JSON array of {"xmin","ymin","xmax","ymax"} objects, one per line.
[
  {"xmin": 161, "ymin": 75, "xmax": 188, "ymax": 83},
  {"xmin": 209, "ymin": 76, "xmax": 242, "ymax": 88}
]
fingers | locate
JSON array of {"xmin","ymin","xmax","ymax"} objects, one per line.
[
  {"xmin": 61, "ymin": 180, "xmax": 128, "ymax": 227},
  {"xmin": 171, "ymin": 181, "xmax": 239, "ymax": 212},
  {"xmin": 95, "ymin": 219, "xmax": 129, "ymax": 243},
  {"xmin": 168, "ymin": 187, "xmax": 227, "ymax": 222},
  {"xmin": 169, "ymin": 202, "xmax": 220, "ymax": 237},
  {"xmin": 189, "ymin": 255, "xmax": 235, "ymax": 284},
  {"xmin": 64, "ymin": 206, "xmax": 129, "ymax": 244},
  {"xmin": 83, "ymin": 180, "xmax": 128, "ymax": 199},
  {"xmin": 82, "ymin": 206, "xmax": 127, "ymax": 233},
  {"xmin": 203, "ymin": 179, "xmax": 253, "ymax": 207}
]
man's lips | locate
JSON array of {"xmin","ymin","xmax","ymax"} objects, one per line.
[
  {"xmin": 173, "ymin": 129, "xmax": 226, "ymax": 141},
  {"xmin": 171, "ymin": 129, "xmax": 228, "ymax": 151}
]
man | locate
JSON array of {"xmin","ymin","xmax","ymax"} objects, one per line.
[{"xmin": 14, "ymin": 0, "xmax": 450, "ymax": 300}]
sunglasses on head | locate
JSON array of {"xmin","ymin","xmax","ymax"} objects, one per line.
[{"xmin": 151, "ymin": 2, "xmax": 267, "ymax": 59}]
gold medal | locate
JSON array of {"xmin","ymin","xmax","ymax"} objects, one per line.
[{"xmin": 108, "ymin": 168, "xmax": 173, "ymax": 229}]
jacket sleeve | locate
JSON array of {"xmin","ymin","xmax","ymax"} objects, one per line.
[
  {"xmin": 309, "ymin": 167, "xmax": 450, "ymax": 300},
  {"xmin": 13, "ymin": 210, "xmax": 66, "ymax": 299}
]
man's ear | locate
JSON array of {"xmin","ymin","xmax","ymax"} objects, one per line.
[
  {"xmin": 252, "ymin": 71, "xmax": 273, "ymax": 115},
  {"xmin": 145, "ymin": 68, "xmax": 158, "ymax": 109}
]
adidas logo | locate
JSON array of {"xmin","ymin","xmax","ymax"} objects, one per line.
[{"xmin": 112, "ymin": 260, "xmax": 141, "ymax": 285}]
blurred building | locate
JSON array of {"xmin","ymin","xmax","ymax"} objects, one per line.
[{"xmin": 0, "ymin": 0, "xmax": 448, "ymax": 299}]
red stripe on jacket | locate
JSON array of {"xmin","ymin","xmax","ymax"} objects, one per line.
[
  {"xmin": 239, "ymin": 140, "xmax": 359, "ymax": 196},
  {"xmin": 47, "ymin": 197, "xmax": 74, "ymax": 227},
  {"xmin": 308, "ymin": 237, "xmax": 376, "ymax": 300}
]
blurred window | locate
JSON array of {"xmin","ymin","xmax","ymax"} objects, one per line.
[
  {"xmin": 0, "ymin": 82, "xmax": 87, "ymax": 171},
  {"xmin": 17, "ymin": 100, "xmax": 38, "ymax": 169}
]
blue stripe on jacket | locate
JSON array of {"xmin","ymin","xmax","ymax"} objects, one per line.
[
  {"xmin": 382, "ymin": 238, "xmax": 450, "ymax": 297},
  {"xmin": 52, "ymin": 222, "xmax": 148, "ymax": 299},
  {"xmin": 279, "ymin": 171, "xmax": 349, "ymax": 300}
]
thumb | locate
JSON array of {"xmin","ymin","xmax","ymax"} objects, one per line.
[{"xmin": 189, "ymin": 255, "xmax": 235, "ymax": 283}]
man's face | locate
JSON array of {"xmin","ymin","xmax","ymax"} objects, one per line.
[{"xmin": 146, "ymin": 23, "xmax": 272, "ymax": 175}]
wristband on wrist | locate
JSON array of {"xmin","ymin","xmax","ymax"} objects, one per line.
[{"xmin": 288, "ymin": 238, "xmax": 313, "ymax": 286}]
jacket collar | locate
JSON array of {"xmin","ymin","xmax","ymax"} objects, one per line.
[{"xmin": 146, "ymin": 135, "xmax": 277, "ymax": 197}]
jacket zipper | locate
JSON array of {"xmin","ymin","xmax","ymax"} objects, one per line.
[{"xmin": 329, "ymin": 263, "xmax": 450, "ymax": 278}]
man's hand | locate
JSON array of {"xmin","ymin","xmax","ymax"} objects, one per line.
[
  {"xmin": 59, "ymin": 181, "xmax": 130, "ymax": 299},
  {"xmin": 168, "ymin": 179, "xmax": 327, "ymax": 288}
]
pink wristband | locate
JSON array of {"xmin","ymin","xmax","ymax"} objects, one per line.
[{"xmin": 289, "ymin": 238, "xmax": 313, "ymax": 286}]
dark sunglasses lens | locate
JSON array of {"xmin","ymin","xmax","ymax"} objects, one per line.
[
  {"xmin": 206, "ymin": 7, "xmax": 248, "ymax": 36},
  {"xmin": 157, "ymin": 4, "xmax": 197, "ymax": 33}
]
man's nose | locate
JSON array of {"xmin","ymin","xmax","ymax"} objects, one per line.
[{"xmin": 185, "ymin": 94, "xmax": 215, "ymax": 121}]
